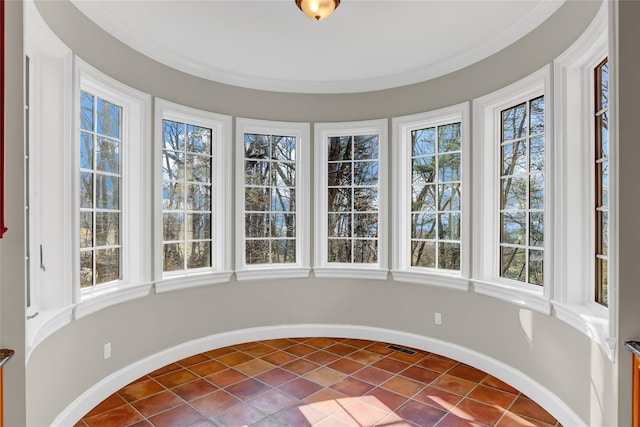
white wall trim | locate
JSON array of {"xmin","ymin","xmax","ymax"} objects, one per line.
[{"xmin": 53, "ymin": 323, "xmax": 586, "ymax": 427}]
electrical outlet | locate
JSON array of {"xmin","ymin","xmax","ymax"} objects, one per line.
[
  {"xmin": 104, "ymin": 342, "xmax": 111, "ymax": 360},
  {"xmin": 435, "ymin": 312, "xmax": 442, "ymax": 325}
]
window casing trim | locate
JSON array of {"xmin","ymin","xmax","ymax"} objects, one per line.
[
  {"xmin": 391, "ymin": 103, "xmax": 470, "ymax": 290},
  {"xmin": 314, "ymin": 119, "xmax": 389, "ymax": 278},
  {"xmin": 154, "ymin": 98, "xmax": 232, "ymax": 292},
  {"xmin": 235, "ymin": 118, "xmax": 311, "ymax": 280}
]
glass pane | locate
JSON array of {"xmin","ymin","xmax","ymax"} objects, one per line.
[
  {"xmin": 438, "ymin": 183, "xmax": 460, "ymax": 211},
  {"xmin": 187, "ymin": 154, "xmax": 211, "ymax": 183},
  {"xmin": 438, "ymin": 242, "xmax": 460, "ymax": 270},
  {"xmin": 600, "ymin": 111, "xmax": 608, "ymax": 158},
  {"xmin": 600, "ymin": 211, "xmax": 609, "ymax": 255},
  {"xmin": 529, "ymin": 96, "xmax": 545, "ymax": 135},
  {"xmin": 163, "ymin": 182, "xmax": 185, "ymax": 210},
  {"xmin": 272, "ymin": 162, "xmax": 296, "ymax": 187},
  {"xmin": 188, "ymin": 213, "xmax": 211, "ymax": 240},
  {"xmin": 80, "ymin": 172, "xmax": 93, "ymax": 208},
  {"xmin": 187, "ymin": 124, "xmax": 211, "ymax": 154},
  {"xmin": 272, "ymin": 136, "xmax": 296, "ymax": 162},
  {"xmin": 328, "ymin": 239, "xmax": 351, "ymax": 263},
  {"xmin": 438, "ymin": 123, "xmax": 461, "ymax": 152},
  {"xmin": 245, "ymin": 160, "xmax": 270, "ymax": 186},
  {"xmin": 500, "ymin": 246, "xmax": 526, "ymax": 282},
  {"xmin": 353, "ymin": 239, "xmax": 378, "ymax": 263},
  {"xmin": 328, "ymin": 162, "xmax": 352, "ymax": 187},
  {"xmin": 96, "ymin": 138, "xmax": 119, "ymax": 174},
  {"xmin": 438, "ymin": 212, "xmax": 460, "ymax": 241},
  {"xmin": 529, "ymin": 173, "xmax": 544, "ymax": 210},
  {"xmin": 95, "ymin": 212, "xmax": 119, "ymax": 247},
  {"xmin": 600, "ymin": 61, "xmax": 609, "ymax": 110},
  {"xmin": 502, "ymin": 102, "xmax": 527, "ymax": 142},
  {"xmin": 354, "ymin": 135, "xmax": 378, "ymax": 160},
  {"xmin": 438, "ymin": 153, "xmax": 461, "ymax": 183},
  {"xmin": 271, "ymin": 239, "xmax": 296, "ymax": 263},
  {"xmin": 271, "ymin": 213, "xmax": 296, "ymax": 238},
  {"xmin": 95, "ymin": 248, "xmax": 120, "ymax": 284},
  {"xmin": 353, "ymin": 213, "xmax": 378, "ymax": 238},
  {"xmin": 187, "ymin": 184, "xmax": 211, "ymax": 211},
  {"xmin": 97, "ymin": 98, "xmax": 121, "ymax": 139},
  {"xmin": 529, "ymin": 212, "xmax": 544, "ymax": 247},
  {"xmin": 163, "ymin": 243, "xmax": 184, "ymax": 272},
  {"xmin": 80, "ymin": 131, "xmax": 93, "ymax": 169},
  {"xmin": 412, "ymin": 156, "xmax": 435, "ymax": 185},
  {"xmin": 245, "ymin": 213, "xmax": 269, "ymax": 238},
  {"xmin": 500, "ymin": 176, "xmax": 526, "ymax": 210},
  {"xmin": 412, "ymin": 184, "xmax": 436, "ymax": 212},
  {"xmin": 95, "ymin": 174, "xmax": 119, "ymax": 209},
  {"xmin": 80, "ymin": 91, "xmax": 94, "ymax": 131},
  {"xmin": 412, "ymin": 128, "xmax": 436, "ymax": 156},
  {"xmin": 272, "ymin": 188, "xmax": 295, "ymax": 212},
  {"xmin": 601, "ymin": 160, "xmax": 609, "ymax": 206},
  {"xmin": 162, "ymin": 150, "xmax": 185, "ymax": 182},
  {"xmin": 501, "ymin": 212, "xmax": 526, "ymax": 245},
  {"xmin": 353, "ymin": 161, "xmax": 378, "ymax": 186},
  {"xmin": 187, "ymin": 241, "xmax": 211, "ymax": 269},
  {"xmin": 80, "ymin": 212, "xmax": 93, "ymax": 248},
  {"xmin": 354, "ymin": 188, "xmax": 378, "ymax": 212},
  {"xmin": 501, "ymin": 141, "xmax": 527, "ymax": 176},
  {"xmin": 329, "ymin": 213, "xmax": 351, "ymax": 238},
  {"xmin": 245, "ymin": 134, "xmax": 270, "ymax": 160},
  {"xmin": 328, "ymin": 187, "xmax": 351, "ymax": 213},
  {"xmin": 600, "ymin": 258, "xmax": 609, "ymax": 306},
  {"xmin": 246, "ymin": 239, "xmax": 270, "ymax": 264},
  {"xmin": 80, "ymin": 251, "xmax": 93, "ymax": 288},
  {"xmin": 411, "ymin": 240, "xmax": 435, "ymax": 268},
  {"xmin": 412, "ymin": 213, "xmax": 436, "ymax": 239},
  {"xmin": 528, "ymin": 249, "xmax": 544, "ymax": 286},
  {"xmin": 245, "ymin": 187, "xmax": 270, "ymax": 212},
  {"xmin": 328, "ymin": 136, "xmax": 352, "ymax": 161},
  {"xmin": 163, "ymin": 213, "xmax": 184, "ymax": 241},
  {"xmin": 163, "ymin": 120, "xmax": 185, "ymax": 151},
  {"xmin": 529, "ymin": 136, "xmax": 544, "ymax": 172}
]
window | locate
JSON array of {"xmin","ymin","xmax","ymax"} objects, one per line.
[
  {"xmin": 594, "ymin": 58, "xmax": 609, "ymax": 306},
  {"xmin": 154, "ymin": 99, "xmax": 231, "ymax": 291},
  {"xmin": 392, "ymin": 104, "xmax": 469, "ymax": 288},
  {"xmin": 315, "ymin": 120, "xmax": 387, "ymax": 279},
  {"xmin": 499, "ymin": 96, "xmax": 545, "ymax": 285},
  {"xmin": 235, "ymin": 118, "xmax": 310, "ymax": 279}
]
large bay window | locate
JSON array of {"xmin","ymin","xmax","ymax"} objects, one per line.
[
  {"xmin": 315, "ymin": 120, "xmax": 388, "ymax": 279},
  {"xmin": 392, "ymin": 104, "xmax": 470, "ymax": 289}
]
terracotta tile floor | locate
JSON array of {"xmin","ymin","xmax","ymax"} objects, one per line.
[{"xmin": 76, "ymin": 338, "xmax": 562, "ymax": 427}]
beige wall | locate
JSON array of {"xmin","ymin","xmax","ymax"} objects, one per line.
[{"xmin": 14, "ymin": 1, "xmax": 632, "ymax": 426}]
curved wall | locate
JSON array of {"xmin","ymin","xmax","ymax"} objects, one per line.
[{"xmin": 26, "ymin": 2, "xmax": 614, "ymax": 426}]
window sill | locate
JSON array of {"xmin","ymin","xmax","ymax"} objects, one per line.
[
  {"xmin": 472, "ymin": 280, "xmax": 552, "ymax": 315},
  {"xmin": 313, "ymin": 267, "xmax": 388, "ymax": 280},
  {"xmin": 155, "ymin": 272, "xmax": 232, "ymax": 293},
  {"xmin": 553, "ymin": 301, "xmax": 615, "ymax": 361},
  {"xmin": 235, "ymin": 267, "xmax": 311, "ymax": 282},
  {"xmin": 26, "ymin": 305, "xmax": 74, "ymax": 360},
  {"xmin": 391, "ymin": 270, "xmax": 469, "ymax": 291},
  {"xmin": 75, "ymin": 281, "xmax": 153, "ymax": 319}
]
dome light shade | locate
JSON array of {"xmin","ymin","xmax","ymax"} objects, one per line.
[{"xmin": 295, "ymin": 0, "xmax": 341, "ymax": 21}]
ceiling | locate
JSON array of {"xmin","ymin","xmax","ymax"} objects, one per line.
[{"xmin": 70, "ymin": 0, "xmax": 564, "ymax": 94}]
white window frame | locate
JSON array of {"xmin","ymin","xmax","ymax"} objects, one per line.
[
  {"xmin": 154, "ymin": 99, "xmax": 232, "ymax": 292},
  {"xmin": 472, "ymin": 66, "xmax": 553, "ymax": 315},
  {"xmin": 391, "ymin": 103, "xmax": 470, "ymax": 290},
  {"xmin": 314, "ymin": 119, "xmax": 388, "ymax": 279},
  {"xmin": 73, "ymin": 57, "xmax": 152, "ymax": 319},
  {"xmin": 552, "ymin": 2, "xmax": 615, "ymax": 359},
  {"xmin": 235, "ymin": 118, "xmax": 311, "ymax": 280}
]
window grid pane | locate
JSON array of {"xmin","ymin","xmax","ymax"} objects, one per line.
[
  {"xmin": 328, "ymin": 135, "xmax": 379, "ymax": 264},
  {"xmin": 595, "ymin": 58, "xmax": 609, "ymax": 306},
  {"xmin": 162, "ymin": 119, "xmax": 213, "ymax": 273},
  {"xmin": 499, "ymin": 96, "xmax": 544, "ymax": 285},
  {"xmin": 80, "ymin": 91, "xmax": 122, "ymax": 288},
  {"xmin": 244, "ymin": 134, "xmax": 297, "ymax": 265},
  {"xmin": 410, "ymin": 123, "xmax": 461, "ymax": 271}
]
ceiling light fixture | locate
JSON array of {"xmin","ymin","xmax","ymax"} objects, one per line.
[{"xmin": 295, "ymin": 0, "xmax": 341, "ymax": 21}]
